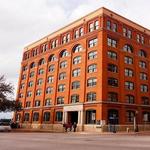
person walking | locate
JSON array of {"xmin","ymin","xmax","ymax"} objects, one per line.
[{"xmin": 73, "ymin": 122, "xmax": 77, "ymax": 132}]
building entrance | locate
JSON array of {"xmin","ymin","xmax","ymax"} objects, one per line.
[{"xmin": 68, "ymin": 111, "xmax": 78, "ymax": 124}]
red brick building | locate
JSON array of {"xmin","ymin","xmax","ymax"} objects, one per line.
[{"xmin": 15, "ymin": 7, "xmax": 150, "ymax": 132}]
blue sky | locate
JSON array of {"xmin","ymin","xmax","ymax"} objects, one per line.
[{"xmin": 0, "ymin": 0, "xmax": 150, "ymax": 118}]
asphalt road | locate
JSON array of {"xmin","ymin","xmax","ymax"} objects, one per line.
[{"xmin": 0, "ymin": 132, "xmax": 150, "ymax": 150}]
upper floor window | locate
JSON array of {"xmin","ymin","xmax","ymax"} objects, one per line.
[
  {"xmin": 57, "ymin": 97, "xmax": 64, "ymax": 105},
  {"xmin": 87, "ymin": 77, "xmax": 97, "ymax": 87},
  {"xmin": 88, "ymin": 51, "xmax": 97, "ymax": 60},
  {"xmin": 37, "ymin": 78, "xmax": 43, "ymax": 85},
  {"xmin": 58, "ymin": 84, "xmax": 65, "ymax": 92},
  {"xmin": 28, "ymin": 81, "xmax": 33, "ymax": 87},
  {"xmin": 139, "ymin": 61, "xmax": 147, "ymax": 69},
  {"xmin": 47, "ymin": 76, "xmax": 54, "ymax": 83},
  {"xmin": 87, "ymin": 92, "xmax": 96, "ymax": 102},
  {"xmin": 48, "ymin": 65, "xmax": 55, "ymax": 72},
  {"xmin": 74, "ymin": 27, "xmax": 84, "ymax": 38},
  {"xmin": 106, "ymin": 20, "xmax": 117, "ymax": 32},
  {"xmin": 72, "ymin": 68, "xmax": 80, "ymax": 77},
  {"xmin": 108, "ymin": 92, "xmax": 118, "ymax": 102},
  {"xmin": 60, "ymin": 61, "xmax": 67, "ymax": 68},
  {"xmin": 22, "ymin": 65, "xmax": 27, "ymax": 71},
  {"xmin": 73, "ymin": 45, "xmax": 82, "ymax": 53},
  {"xmin": 107, "ymin": 64, "xmax": 118, "ymax": 73},
  {"xmin": 140, "ymin": 72, "xmax": 147, "ymax": 80},
  {"xmin": 138, "ymin": 50, "xmax": 147, "ymax": 58},
  {"xmin": 73, "ymin": 56, "xmax": 81, "ymax": 64},
  {"xmin": 62, "ymin": 34, "xmax": 70, "ymax": 44},
  {"xmin": 51, "ymin": 39, "xmax": 58, "ymax": 49},
  {"xmin": 32, "ymin": 48, "xmax": 38, "ymax": 57},
  {"xmin": 123, "ymin": 44, "xmax": 133, "ymax": 53},
  {"xmin": 108, "ymin": 77, "xmax": 118, "ymax": 87},
  {"xmin": 45, "ymin": 98, "xmax": 52, "ymax": 106},
  {"xmin": 107, "ymin": 37, "xmax": 117, "ymax": 48},
  {"xmin": 27, "ymin": 91, "xmax": 32, "ymax": 97},
  {"xmin": 137, "ymin": 34, "xmax": 145, "ymax": 44},
  {"xmin": 107, "ymin": 51, "xmax": 117, "ymax": 60},
  {"xmin": 48, "ymin": 54, "xmax": 56, "ymax": 62},
  {"xmin": 88, "ymin": 64, "xmax": 97, "ymax": 73},
  {"xmin": 123, "ymin": 27, "xmax": 132, "ymax": 39},
  {"xmin": 125, "ymin": 81, "xmax": 134, "ymax": 90},
  {"xmin": 59, "ymin": 72, "xmax": 66, "ymax": 80},
  {"xmin": 88, "ymin": 38, "xmax": 98, "ymax": 48},
  {"xmin": 29, "ymin": 71, "xmax": 34, "ymax": 78},
  {"xmin": 20, "ymin": 83, "xmax": 25, "ymax": 89},
  {"xmin": 89, "ymin": 20, "xmax": 99, "ymax": 32},
  {"xmin": 35, "ymin": 100, "xmax": 40, "ymax": 107},
  {"xmin": 140, "ymin": 84, "xmax": 148, "ymax": 92},
  {"xmin": 125, "ymin": 95, "xmax": 134, "ymax": 104},
  {"xmin": 36, "ymin": 89, "xmax": 42, "ymax": 96},
  {"xmin": 38, "ymin": 68, "xmax": 44, "ymax": 75},
  {"xmin": 22, "ymin": 74, "xmax": 26, "ymax": 80},
  {"xmin": 41, "ymin": 44, "xmax": 48, "ymax": 52},
  {"xmin": 72, "ymin": 81, "xmax": 80, "ymax": 89},
  {"xmin": 71, "ymin": 94, "xmax": 79, "ymax": 103},
  {"xmin": 60, "ymin": 50, "xmax": 69, "ymax": 58},
  {"xmin": 38, "ymin": 58, "xmax": 45, "ymax": 66},
  {"xmin": 142, "ymin": 97, "xmax": 149, "ymax": 105},
  {"xmin": 124, "ymin": 56, "xmax": 133, "ymax": 64},
  {"xmin": 46, "ymin": 87, "xmax": 53, "ymax": 94},
  {"xmin": 124, "ymin": 68, "xmax": 134, "ymax": 77},
  {"xmin": 30, "ymin": 62, "xmax": 36, "ymax": 69}
]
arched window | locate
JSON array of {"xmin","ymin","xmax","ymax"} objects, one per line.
[
  {"xmin": 38, "ymin": 58, "xmax": 45, "ymax": 65},
  {"xmin": 60, "ymin": 50, "xmax": 69, "ymax": 58},
  {"xmin": 108, "ymin": 109, "xmax": 119, "ymax": 124},
  {"xmin": 138, "ymin": 49, "xmax": 147, "ymax": 58},
  {"xmin": 30, "ymin": 62, "xmax": 36, "ymax": 69},
  {"xmin": 43, "ymin": 112, "xmax": 50, "ymax": 122},
  {"xmin": 73, "ymin": 44, "xmax": 82, "ymax": 53},
  {"xmin": 48, "ymin": 54, "xmax": 56, "ymax": 62},
  {"xmin": 123, "ymin": 44, "xmax": 133, "ymax": 53}
]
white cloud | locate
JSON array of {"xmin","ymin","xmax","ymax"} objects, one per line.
[{"xmin": 0, "ymin": 0, "xmax": 150, "ymax": 102}]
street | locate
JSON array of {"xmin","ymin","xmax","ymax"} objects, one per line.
[{"xmin": 0, "ymin": 132, "xmax": 150, "ymax": 150}]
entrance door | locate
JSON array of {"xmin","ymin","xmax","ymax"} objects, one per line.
[{"xmin": 68, "ymin": 111, "xmax": 78, "ymax": 124}]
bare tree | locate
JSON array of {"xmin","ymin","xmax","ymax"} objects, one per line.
[{"xmin": 0, "ymin": 75, "xmax": 21, "ymax": 112}]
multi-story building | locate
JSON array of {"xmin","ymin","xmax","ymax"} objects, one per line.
[{"xmin": 15, "ymin": 7, "xmax": 150, "ymax": 132}]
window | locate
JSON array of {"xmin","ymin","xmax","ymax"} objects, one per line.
[
  {"xmin": 142, "ymin": 97, "xmax": 149, "ymax": 105},
  {"xmin": 75, "ymin": 30, "xmax": 79, "ymax": 38},
  {"xmin": 72, "ymin": 68, "xmax": 80, "ymax": 77},
  {"xmin": 47, "ymin": 76, "xmax": 54, "ymax": 83},
  {"xmin": 107, "ymin": 51, "xmax": 117, "ymax": 60},
  {"xmin": 38, "ymin": 58, "xmax": 45, "ymax": 66},
  {"xmin": 32, "ymin": 48, "xmax": 38, "ymax": 57},
  {"xmin": 59, "ymin": 72, "xmax": 66, "ymax": 80},
  {"xmin": 58, "ymin": 84, "xmax": 65, "ymax": 92},
  {"xmin": 62, "ymin": 34, "xmax": 70, "ymax": 44},
  {"xmin": 48, "ymin": 65, "xmax": 55, "ymax": 72},
  {"xmin": 86, "ymin": 110, "xmax": 96, "ymax": 124},
  {"xmin": 43, "ymin": 112, "xmax": 50, "ymax": 122},
  {"xmin": 126, "ymin": 110, "xmax": 135, "ymax": 122},
  {"xmin": 73, "ymin": 45, "xmax": 82, "ymax": 53},
  {"xmin": 45, "ymin": 98, "xmax": 52, "ymax": 106},
  {"xmin": 125, "ymin": 81, "xmax": 134, "ymax": 90},
  {"xmin": 33, "ymin": 112, "xmax": 39, "ymax": 121},
  {"xmin": 108, "ymin": 92, "xmax": 118, "ymax": 102},
  {"xmin": 51, "ymin": 39, "xmax": 58, "ymax": 49},
  {"xmin": 107, "ymin": 20, "xmax": 111, "ymax": 30},
  {"xmin": 137, "ymin": 34, "xmax": 145, "ymax": 44},
  {"xmin": 123, "ymin": 44, "xmax": 133, "ymax": 53},
  {"xmin": 48, "ymin": 54, "xmax": 56, "ymax": 62},
  {"xmin": 89, "ymin": 23, "xmax": 94, "ymax": 32},
  {"xmin": 37, "ymin": 79, "xmax": 43, "ymax": 85},
  {"xmin": 38, "ymin": 68, "xmax": 44, "ymax": 75},
  {"xmin": 88, "ymin": 51, "xmax": 97, "ymax": 60},
  {"xmin": 107, "ymin": 64, "xmax": 118, "ymax": 73},
  {"xmin": 46, "ymin": 87, "xmax": 53, "ymax": 94},
  {"xmin": 35, "ymin": 100, "xmax": 40, "ymax": 107},
  {"xmin": 79, "ymin": 27, "xmax": 84, "ymax": 36},
  {"xmin": 107, "ymin": 37, "xmax": 117, "ymax": 48},
  {"xmin": 141, "ymin": 84, "xmax": 148, "ymax": 92},
  {"xmin": 88, "ymin": 64, "xmax": 97, "ymax": 73},
  {"xmin": 60, "ymin": 50, "xmax": 69, "ymax": 58},
  {"xmin": 143, "ymin": 112, "xmax": 150, "ymax": 122},
  {"xmin": 22, "ymin": 65, "xmax": 27, "ymax": 71},
  {"xmin": 106, "ymin": 20, "xmax": 117, "ymax": 32},
  {"xmin": 125, "ymin": 95, "xmax": 134, "ymax": 104},
  {"xmin": 94, "ymin": 20, "xmax": 99, "ymax": 30},
  {"xmin": 112, "ymin": 23, "xmax": 117, "ymax": 32},
  {"xmin": 73, "ymin": 56, "xmax": 81, "ymax": 64},
  {"xmin": 89, "ymin": 20, "xmax": 99, "ymax": 32},
  {"xmin": 124, "ymin": 56, "xmax": 133, "ymax": 64},
  {"xmin": 140, "ymin": 73, "xmax": 147, "ymax": 80},
  {"xmin": 87, "ymin": 92, "xmax": 96, "ymax": 101},
  {"xmin": 72, "ymin": 81, "xmax": 80, "ymax": 89},
  {"xmin": 28, "ymin": 81, "xmax": 33, "ymax": 87},
  {"xmin": 22, "ymin": 74, "xmax": 26, "ymax": 80},
  {"xmin": 41, "ymin": 44, "xmax": 48, "ymax": 52},
  {"xmin": 36, "ymin": 89, "xmax": 42, "ymax": 96},
  {"xmin": 60, "ymin": 61, "xmax": 67, "ymax": 68},
  {"xmin": 125, "ymin": 68, "xmax": 134, "ymax": 77},
  {"xmin": 123, "ymin": 28, "xmax": 132, "ymax": 39},
  {"xmin": 30, "ymin": 62, "xmax": 36, "ymax": 69},
  {"xmin": 27, "ymin": 91, "xmax": 32, "ymax": 97},
  {"xmin": 24, "ymin": 113, "xmax": 29, "ymax": 122},
  {"xmin": 57, "ymin": 97, "xmax": 64, "ymax": 104},
  {"xmin": 139, "ymin": 61, "xmax": 146, "ymax": 69},
  {"xmin": 71, "ymin": 94, "xmax": 79, "ymax": 103},
  {"xmin": 87, "ymin": 78, "xmax": 97, "ymax": 87},
  {"xmin": 20, "ymin": 83, "xmax": 25, "ymax": 89},
  {"xmin": 88, "ymin": 38, "xmax": 98, "ymax": 48},
  {"xmin": 29, "ymin": 71, "xmax": 34, "ymax": 78},
  {"xmin": 55, "ymin": 111, "xmax": 63, "ymax": 121},
  {"xmin": 108, "ymin": 77, "xmax": 118, "ymax": 87},
  {"xmin": 26, "ymin": 101, "xmax": 31, "ymax": 107},
  {"xmin": 19, "ymin": 93, "xmax": 23, "ymax": 98},
  {"xmin": 138, "ymin": 50, "xmax": 147, "ymax": 57}
]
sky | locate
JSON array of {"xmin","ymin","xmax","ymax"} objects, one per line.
[{"xmin": 0, "ymin": 0, "xmax": 150, "ymax": 118}]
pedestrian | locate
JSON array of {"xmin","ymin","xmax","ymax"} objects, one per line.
[{"xmin": 73, "ymin": 122, "xmax": 77, "ymax": 132}]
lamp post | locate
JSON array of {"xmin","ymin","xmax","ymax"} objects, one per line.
[{"xmin": 134, "ymin": 110, "xmax": 139, "ymax": 132}]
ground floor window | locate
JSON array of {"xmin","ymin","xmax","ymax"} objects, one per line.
[
  {"xmin": 126, "ymin": 110, "xmax": 135, "ymax": 122},
  {"xmin": 108, "ymin": 109, "xmax": 119, "ymax": 124},
  {"xmin": 55, "ymin": 111, "xmax": 63, "ymax": 122},
  {"xmin": 86, "ymin": 110, "xmax": 96, "ymax": 124},
  {"xmin": 24, "ymin": 113, "xmax": 29, "ymax": 121},
  {"xmin": 143, "ymin": 112, "xmax": 150, "ymax": 122},
  {"xmin": 33, "ymin": 112, "xmax": 39, "ymax": 122},
  {"xmin": 43, "ymin": 112, "xmax": 50, "ymax": 122},
  {"xmin": 16, "ymin": 114, "xmax": 21, "ymax": 121}
]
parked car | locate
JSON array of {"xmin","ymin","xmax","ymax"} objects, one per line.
[{"xmin": 0, "ymin": 119, "xmax": 11, "ymax": 132}]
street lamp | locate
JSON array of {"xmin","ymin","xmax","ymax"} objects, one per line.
[{"xmin": 134, "ymin": 110, "xmax": 139, "ymax": 132}]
